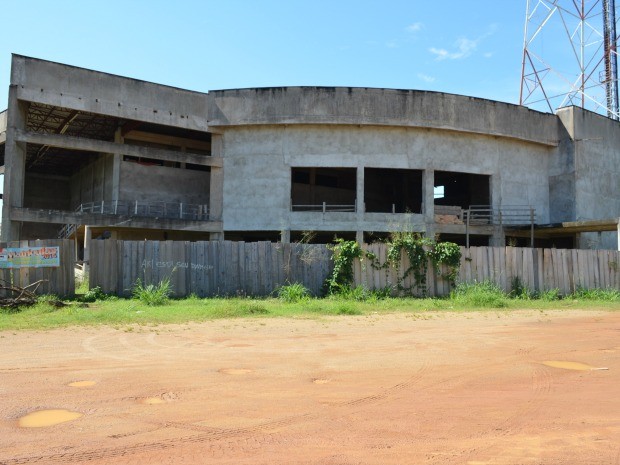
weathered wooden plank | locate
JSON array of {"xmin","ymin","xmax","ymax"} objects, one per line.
[
  {"xmin": 592, "ymin": 249, "xmax": 601, "ymax": 289},
  {"xmin": 256, "ymin": 241, "xmax": 266, "ymax": 295},
  {"xmin": 540, "ymin": 248, "xmax": 549, "ymax": 291},
  {"xmin": 190, "ymin": 242, "xmax": 204, "ymax": 297},
  {"xmin": 216, "ymin": 240, "xmax": 224, "ymax": 296}
]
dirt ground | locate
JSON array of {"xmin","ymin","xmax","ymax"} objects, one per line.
[{"xmin": 1, "ymin": 309, "xmax": 620, "ymax": 465}]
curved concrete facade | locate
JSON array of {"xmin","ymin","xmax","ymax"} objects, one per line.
[
  {"xmin": 210, "ymin": 87, "xmax": 563, "ymax": 244},
  {"xmin": 208, "ymin": 87, "xmax": 560, "ymax": 146}
]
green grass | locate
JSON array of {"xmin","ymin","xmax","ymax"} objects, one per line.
[{"xmin": 1, "ymin": 282, "xmax": 619, "ymax": 331}]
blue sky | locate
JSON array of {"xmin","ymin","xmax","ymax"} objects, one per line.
[{"xmin": 0, "ymin": 0, "xmax": 528, "ymax": 111}]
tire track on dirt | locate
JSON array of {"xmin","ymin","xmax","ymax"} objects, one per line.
[
  {"xmin": 444, "ymin": 362, "xmax": 555, "ymax": 464},
  {"xmin": 1, "ymin": 362, "xmax": 434, "ymax": 464}
]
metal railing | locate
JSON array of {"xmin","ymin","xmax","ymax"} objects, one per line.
[
  {"xmin": 77, "ymin": 200, "xmax": 210, "ymax": 221},
  {"xmin": 463, "ymin": 205, "xmax": 536, "ymax": 248},
  {"xmin": 292, "ymin": 202, "xmax": 356, "ymax": 213},
  {"xmin": 463, "ymin": 205, "xmax": 536, "ymax": 226},
  {"xmin": 57, "ymin": 200, "xmax": 210, "ymax": 238}
]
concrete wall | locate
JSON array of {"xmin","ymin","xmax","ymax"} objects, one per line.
[
  {"xmin": 22, "ymin": 173, "xmax": 72, "ymax": 239},
  {"xmin": 558, "ymin": 106, "xmax": 620, "ymax": 249},
  {"xmin": 221, "ymin": 124, "xmax": 554, "ymax": 233},
  {"xmin": 70, "ymin": 154, "xmax": 115, "ymax": 207},
  {"xmin": 24, "ymin": 173, "xmax": 71, "ymax": 210},
  {"xmin": 119, "ymin": 161, "xmax": 210, "ymax": 204}
]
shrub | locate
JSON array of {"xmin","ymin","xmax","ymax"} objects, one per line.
[
  {"xmin": 277, "ymin": 282, "xmax": 310, "ymax": 303},
  {"xmin": 80, "ymin": 286, "xmax": 111, "ymax": 303},
  {"xmin": 132, "ymin": 278, "xmax": 173, "ymax": 306}
]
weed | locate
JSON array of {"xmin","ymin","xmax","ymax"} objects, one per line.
[
  {"xmin": 335, "ymin": 303, "xmax": 361, "ymax": 315},
  {"xmin": 132, "ymin": 278, "xmax": 173, "ymax": 306},
  {"xmin": 450, "ymin": 281, "xmax": 508, "ymax": 308},
  {"xmin": 239, "ymin": 303, "xmax": 270, "ymax": 315},
  {"xmin": 539, "ymin": 288, "xmax": 561, "ymax": 301},
  {"xmin": 332, "ymin": 285, "xmax": 392, "ymax": 302},
  {"xmin": 510, "ymin": 277, "xmax": 534, "ymax": 300},
  {"xmin": 277, "ymin": 283, "xmax": 310, "ymax": 303},
  {"xmin": 80, "ymin": 286, "xmax": 112, "ymax": 303},
  {"xmin": 569, "ymin": 287, "xmax": 620, "ymax": 301}
]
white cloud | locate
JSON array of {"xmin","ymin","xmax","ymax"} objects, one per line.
[
  {"xmin": 429, "ymin": 25, "xmax": 496, "ymax": 61},
  {"xmin": 417, "ymin": 73, "xmax": 436, "ymax": 83},
  {"xmin": 483, "ymin": 52, "xmax": 494, "ymax": 58},
  {"xmin": 407, "ymin": 22, "xmax": 424, "ymax": 33},
  {"xmin": 430, "ymin": 37, "xmax": 478, "ymax": 61}
]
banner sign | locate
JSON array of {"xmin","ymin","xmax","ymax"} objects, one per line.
[{"xmin": 0, "ymin": 246, "xmax": 60, "ymax": 268}]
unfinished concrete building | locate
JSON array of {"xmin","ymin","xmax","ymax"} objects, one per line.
[{"xmin": 1, "ymin": 55, "xmax": 619, "ymax": 251}]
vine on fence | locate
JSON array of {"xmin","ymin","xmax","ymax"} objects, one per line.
[
  {"xmin": 326, "ymin": 238, "xmax": 364, "ymax": 294},
  {"xmin": 428, "ymin": 241, "xmax": 462, "ymax": 285},
  {"xmin": 326, "ymin": 233, "xmax": 461, "ymax": 296}
]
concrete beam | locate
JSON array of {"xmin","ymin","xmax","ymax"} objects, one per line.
[
  {"xmin": 123, "ymin": 130, "xmax": 211, "ymax": 152},
  {"xmin": 208, "ymin": 87, "xmax": 561, "ymax": 147},
  {"xmin": 12, "ymin": 55, "xmax": 209, "ymax": 132},
  {"xmin": 9, "ymin": 207, "xmax": 223, "ymax": 232},
  {"xmin": 15, "ymin": 129, "xmax": 223, "ymax": 167}
]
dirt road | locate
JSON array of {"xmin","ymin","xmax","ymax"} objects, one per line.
[{"xmin": 2, "ymin": 309, "xmax": 619, "ymax": 464}]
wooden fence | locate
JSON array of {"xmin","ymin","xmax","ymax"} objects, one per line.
[
  {"xmin": 353, "ymin": 245, "xmax": 620, "ymax": 296},
  {"xmin": 88, "ymin": 241, "xmax": 620, "ymax": 298},
  {"xmin": 0, "ymin": 239, "xmax": 75, "ymax": 296},
  {"xmin": 89, "ymin": 240, "xmax": 332, "ymax": 297}
]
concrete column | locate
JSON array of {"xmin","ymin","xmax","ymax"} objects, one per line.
[
  {"xmin": 356, "ymin": 230, "xmax": 364, "ymax": 244},
  {"xmin": 423, "ymin": 169, "xmax": 435, "ymax": 239},
  {"xmin": 83, "ymin": 225, "xmax": 92, "ymax": 274},
  {"xmin": 111, "ymin": 128, "xmax": 123, "ymax": 201},
  {"xmin": 1, "ymin": 87, "xmax": 28, "ymax": 241},
  {"xmin": 209, "ymin": 134, "xmax": 224, "ymax": 224},
  {"xmin": 280, "ymin": 229, "xmax": 291, "ymax": 244},
  {"xmin": 356, "ymin": 166, "xmax": 364, "ymax": 242},
  {"xmin": 490, "ymin": 227, "xmax": 505, "ymax": 247},
  {"xmin": 356, "ymin": 165, "xmax": 364, "ymax": 216}
]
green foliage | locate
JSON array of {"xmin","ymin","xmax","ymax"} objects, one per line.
[
  {"xmin": 325, "ymin": 234, "xmax": 461, "ymax": 297},
  {"xmin": 569, "ymin": 287, "xmax": 620, "ymax": 301},
  {"xmin": 450, "ymin": 281, "xmax": 508, "ymax": 308},
  {"xmin": 331, "ymin": 285, "xmax": 392, "ymax": 302},
  {"xmin": 539, "ymin": 288, "xmax": 561, "ymax": 301},
  {"xmin": 132, "ymin": 278, "xmax": 173, "ymax": 306},
  {"xmin": 277, "ymin": 282, "xmax": 310, "ymax": 303},
  {"xmin": 335, "ymin": 303, "xmax": 362, "ymax": 315},
  {"xmin": 509, "ymin": 276, "xmax": 534, "ymax": 300},
  {"xmin": 75, "ymin": 277, "xmax": 89, "ymax": 295},
  {"xmin": 238, "ymin": 302, "xmax": 270, "ymax": 315},
  {"xmin": 385, "ymin": 232, "xmax": 432, "ymax": 295},
  {"xmin": 80, "ymin": 286, "xmax": 111, "ymax": 303},
  {"xmin": 326, "ymin": 239, "xmax": 363, "ymax": 294},
  {"xmin": 428, "ymin": 241, "xmax": 462, "ymax": 284}
]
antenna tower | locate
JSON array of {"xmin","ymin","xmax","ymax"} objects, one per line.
[{"xmin": 520, "ymin": 0, "xmax": 620, "ymax": 119}]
